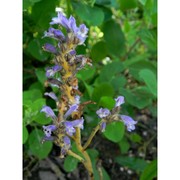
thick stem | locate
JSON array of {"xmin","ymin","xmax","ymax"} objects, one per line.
[
  {"xmin": 83, "ymin": 125, "xmax": 100, "ymax": 150},
  {"xmin": 75, "ymin": 127, "xmax": 94, "ymax": 180}
]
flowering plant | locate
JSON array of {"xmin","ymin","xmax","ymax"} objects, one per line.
[{"xmin": 39, "ymin": 9, "xmax": 137, "ymax": 179}]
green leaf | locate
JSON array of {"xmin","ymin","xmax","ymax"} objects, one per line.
[
  {"xmin": 77, "ymin": 67, "xmax": 96, "ymax": 81},
  {"xmin": 72, "ymin": 2, "xmax": 104, "ymax": 26},
  {"xmin": 119, "ymin": 0, "xmax": 138, "ymax": 11},
  {"xmin": 35, "ymin": 68, "xmax": 46, "ymax": 85},
  {"xmin": 119, "ymin": 88, "xmax": 152, "ymax": 109},
  {"xmin": 64, "ymin": 155, "xmax": 79, "ymax": 172},
  {"xmin": 28, "ymin": 129, "xmax": 52, "ymax": 159},
  {"xmin": 33, "ymin": 113, "xmax": 52, "ymax": 125},
  {"xmin": 102, "ymin": 20, "xmax": 125, "ymax": 57},
  {"xmin": 128, "ymin": 133, "xmax": 142, "ymax": 143},
  {"xmin": 140, "ymin": 159, "xmax": 157, "ymax": 180},
  {"xmin": 138, "ymin": 29, "xmax": 157, "ymax": 52},
  {"xmin": 118, "ymin": 137, "xmax": 130, "ymax": 154},
  {"xmin": 23, "ymin": 126, "xmax": 29, "ymax": 144},
  {"xmin": 111, "ymin": 76, "xmax": 127, "ymax": 91},
  {"xmin": 30, "ymin": 98, "xmax": 46, "ymax": 112},
  {"xmin": 27, "ymin": 39, "xmax": 49, "ymax": 61},
  {"xmin": 138, "ymin": 0, "xmax": 147, "ymax": 5},
  {"xmin": 99, "ymin": 96, "xmax": 115, "ymax": 109},
  {"xmin": 90, "ymin": 41, "xmax": 108, "ymax": 62},
  {"xmin": 92, "ymin": 83, "xmax": 114, "ymax": 102},
  {"xmin": 115, "ymin": 156, "xmax": 148, "ymax": 172},
  {"xmin": 102, "ymin": 168, "xmax": 111, "ymax": 180},
  {"xmin": 23, "ymin": 89, "xmax": 42, "ymax": 105},
  {"xmin": 99, "ymin": 61, "xmax": 124, "ymax": 82},
  {"xmin": 96, "ymin": 0, "xmax": 112, "ymax": 5},
  {"xmin": 139, "ymin": 69, "xmax": 157, "ymax": 97},
  {"xmin": 103, "ymin": 122, "xmax": 125, "ymax": 143},
  {"xmin": 31, "ymin": 0, "xmax": 58, "ymax": 29}
]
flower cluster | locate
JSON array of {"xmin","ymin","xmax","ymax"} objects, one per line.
[
  {"xmin": 96, "ymin": 96, "xmax": 137, "ymax": 132},
  {"xmin": 39, "ymin": 9, "xmax": 137, "ymax": 159}
]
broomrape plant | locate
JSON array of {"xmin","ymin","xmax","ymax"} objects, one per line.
[{"xmin": 40, "ymin": 9, "xmax": 137, "ymax": 180}]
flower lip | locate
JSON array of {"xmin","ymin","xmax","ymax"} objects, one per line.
[
  {"xmin": 64, "ymin": 104, "xmax": 79, "ymax": 119},
  {"xmin": 96, "ymin": 108, "xmax": 110, "ymax": 118},
  {"xmin": 120, "ymin": 115, "xmax": 137, "ymax": 132},
  {"xmin": 115, "ymin": 96, "xmax": 125, "ymax": 107},
  {"xmin": 40, "ymin": 105, "xmax": 57, "ymax": 120},
  {"xmin": 43, "ymin": 43, "xmax": 57, "ymax": 54},
  {"xmin": 44, "ymin": 92, "xmax": 58, "ymax": 101},
  {"xmin": 43, "ymin": 125, "xmax": 57, "ymax": 137}
]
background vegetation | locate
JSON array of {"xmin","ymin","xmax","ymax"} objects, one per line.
[{"xmin": 23, "ymin": 0, "xmax": 157, "ymax": 179}]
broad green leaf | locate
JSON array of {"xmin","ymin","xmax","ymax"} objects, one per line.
[
  {"xmin": 102, "ymin": 20, "xmax": 125, "ymax": 57},
  {"xmin": 33, "ymin": 113, "xmax": 52, "ymax": 125},
  {"xmin": 96, "ymin": 0, "xmax": 112, "ymax": 5},
  {"xmin": 23, "ymin": 126, "xmax": 29, "ymax": 144},
  {"xmin": 111, "ymin": 76, "xmax": 127, "ymax": 91},
  {"xmin": 99, "ymin": 61, "xmax": 124, "ymax": 82},
  {"xmin": 99, "ymin": 96, "xmax": 115, "ymax": 109},
  {"xmin": 128, "ymin": 133, "xmax": 142, "ymax": 143},
  {"xmin": 77, "ymin": 67, "xmax": 96, "ymax": 81},
  {"xmin": 28, "ymin": 129, "xmax": 52, "ymax": 159},
  {"xmin": 139, "ymin": 69, "xmax": 157, "ymax": 97},
  {"xmin": 35, "ymin": 68, "xmax": 46, "ymax": 85},
  {"xmin": 64, "ymin": 155, "xmax": 79, "ymax": 172},
  {"xmin": 72, "ymin": 2, "xmax": 104, "ymax": 26},
  {"xmin": 118, "ymin": 137, "xmax": 130, "ymax": 154},
  {"xmin": 23, "ymin": 89, "xmax": 42, "ymax": 105},
  {"xmin": 90, "ymin": 41, "xmax": 108, "ymax": 62},
  {"xmin": 103, "ymin": 122, "xmax": 125, "ymax": 143},
  {"xmin": 115, "ymin": 156, "xmax": 148, "ymax": 172},
  {"xmin": 27, "ymin": 39, "xmax": 49, "ymax": 61},
  {"xmin": 92, "ymin": 83, "xmax": 114, "ymax": 102},
  {"xmin": 120, "ymin": 88, "xmax": 152, "ymax": 109},
  {"xmin": 29, "ymin": 82, "xmax": 44, "ymax": 91},
  {"xmin": 140, "ymin": 159, "xmax": 157, "ymax": 180},
  {"xmin": 119, "ymin": 0, "xmax": 138, "ymax": 11},
  {"xmin": 30, "ymin": 98, "xmax": 46, "ymax": 112},
  {"xmin": 31, "ymin": 0, "xmax": 58, "ymax": 29}
]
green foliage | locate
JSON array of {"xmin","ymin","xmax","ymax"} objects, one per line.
[
  {"xmin": 23, "ymin": 0, "xmax": 157, "ymax": 178},
  {"xmin": 28, "ymin": 129, "xmax": 53, "ymax": 159},
  {"xmin": 103, "ymin": 122, "xmax": 125, "ymax": 143},
  {"xmin": 140, "ymin": 159, "xmax": 157, "ymax": 180},
  {"xmin": 115, "ymin": 156, "xmax": 148, "ymax": 172},
  {"xmin": 102, "ymin": 20, "xmax": 125, "ymax": 57},
  {"xmin": 64, "ymin": 155, "xmax": 79, "ymax": 172}
]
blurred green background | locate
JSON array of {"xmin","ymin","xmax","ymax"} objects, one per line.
[{"xmin": 23, "ymin": 0, "xmax": 157, "ymax": 179}]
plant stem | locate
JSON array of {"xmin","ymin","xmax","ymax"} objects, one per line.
[
  {"xmin": 83, "ymin": 125, "xmax": 100, "ymax": 150},
  {"xmin": 75, "ymin": 127, "xmax": 94, "ymax": 180},
  {"xmin": 67, "ymin": 150, "xmax": 84, "ymax": 162}
]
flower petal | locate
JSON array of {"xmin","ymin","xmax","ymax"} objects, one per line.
[
  {"xmin": 115, "ymin": 96, "xmax": 125, "ymax": 107},
  {"xmin": 96, "ymin": 108, "xmax": 110, "ymax": 118},
  {"xmin": 120, "ymin": 115, "xmax": 137, "ymax": 132},
  {"xmin": 40, "ymin": 106, "xmax": 57, "ymax": 119},
  {"xmin": 64, "ymin": 104, "xmax": 79, "ymax": 118},
  {"xmin": 44, "ymin": 92, "xmax": 58, "ymax": 101}
]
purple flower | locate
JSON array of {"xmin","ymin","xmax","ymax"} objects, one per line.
[
  {"xmin": 43, "ymin": 43, "xmax": 57, "ymax": 54},
  {"xmin": 64, "ymin": 104, "xmax": 79, "ymax": 118},
  {"xmin": 96, "ymin": 108, "xmax": 110, "ymax": 118},
  {"xmin": 75, "ymin": 95, "xmax": 80, "ymax": 105},
  {"xmin": 120, "ymin": 115, "xmax": 137, "ymax": 132},
  {"xmin": 64, "ymin": 117, "xmax": 84, "ymax": 136},
  {"xmin": 46, "ymin": 65, "xmax": 62, "ymax": 78},
  {"xmin": 74, "ymin": 24, "xmax": 89, "ymax": 45},
  {"xmin": 61, "ymin": 136, "xmax": 71, "ymax": 156},
  {"xmin": 40, "ymin": 105, "xmax": 57, "ymax": 120},
  {"xmin": 100, "ymin": 122, "xmax": 106, "ymax": 132},
  {"xmin": 44, "ymin": 92, "xmax": 58, "ymax": 101},
  {"xmin": 43, "ymin": 27, "xmax": 65, "ymax": 40},
  {"xmin": 115, "ymin": 96, "xmax": 125, "ymax": 107},
  {"xmin": 42, "ymin": 125, "xmax": 57, "ymax": 137},
  {"xmin": 50, "ymin": 12, "xmax": 77, "ymax": 32},
  {"xmin": 69, "ymin": 49, "xmax": 76, "ymax": 56}
]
